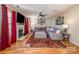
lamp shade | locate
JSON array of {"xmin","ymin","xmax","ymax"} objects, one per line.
[{"xmin": 62, "ymin": 24, "xmax": 68, "ymax": 29}]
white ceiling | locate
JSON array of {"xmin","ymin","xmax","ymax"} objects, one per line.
[
  {"xmin": 8, "ymin": 4, "xmax": 74, "ymax": 18},
  {"xmin": 18, "ymin": 4, "xmax": 74, "ymax": 18}
]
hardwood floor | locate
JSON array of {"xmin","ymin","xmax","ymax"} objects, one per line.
[{"xmin": 0, "ymin": 33, "xmax": 79, "ymax": 54}]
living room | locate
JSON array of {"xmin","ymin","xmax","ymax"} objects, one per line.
[{"xmin": 0, "ymin": 4, "xmax": 79, "ymax": 54}]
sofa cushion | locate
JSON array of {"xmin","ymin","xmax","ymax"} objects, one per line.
[{"xmin": 56, "ymin": 29, "xmax": 60, "ymax": 34}]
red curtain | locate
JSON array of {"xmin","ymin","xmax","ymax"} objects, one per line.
[
  {"xmin": 11, "ymin": 11, "xmax": 16, "ymax": 44},
  {"xmin": 0, "ymin": 5, "xmax": 10, "ymax": 50},
  {"xmin": 25, "ymin": 17, "xmax": 29, "ymax": 34}
]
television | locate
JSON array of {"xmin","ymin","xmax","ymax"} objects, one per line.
[{"xmin": 17, "ymin": 12, "xmax": 25, "ymax": 23}]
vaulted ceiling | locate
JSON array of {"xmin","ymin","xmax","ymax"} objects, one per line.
[{"xmin": 7, "ymin": 4, "xmax": 74, "ymax": 18}]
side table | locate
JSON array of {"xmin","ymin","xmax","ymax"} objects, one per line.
[{"xmin": 63, "ymin": 33, "xmax": 70, "ymax": 46}]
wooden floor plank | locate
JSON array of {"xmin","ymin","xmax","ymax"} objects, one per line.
[{"xmin": 0, "ymin": 33, "xmax": 79, "ymax": 54}]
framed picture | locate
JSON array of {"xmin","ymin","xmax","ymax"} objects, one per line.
[
  {"xmin": 56, "ymin": 16, "xmax": 64, "ymax": 25},
  {"xmin": 38, "ymin": 15, "xmax": 46, "ymax": 25}
]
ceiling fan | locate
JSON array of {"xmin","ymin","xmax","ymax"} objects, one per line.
[{"xmin": 39, "ymin": 12, "xmax": 47, "ymax": 16}]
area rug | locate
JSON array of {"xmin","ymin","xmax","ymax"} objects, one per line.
[{"xmin": 26, "ymin": 38, "xmax": 66, "ymax": 48}]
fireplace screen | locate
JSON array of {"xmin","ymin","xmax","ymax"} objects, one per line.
[{"xmin": 18, "ymin": 29, "xmax": 23, "ymax": 38}]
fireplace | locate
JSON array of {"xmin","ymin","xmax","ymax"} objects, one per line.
[
  {"xmin": 16, "ymin": 23, "xmax": 25, "ymax": 39},
  {"xmin": 18, "ymin": 29, "xmax": 23, "ymax": 38}
]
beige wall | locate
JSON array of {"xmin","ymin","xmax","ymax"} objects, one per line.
[
  {"xmin": 52, "ymin": 5, "xmax": 79, "ymax": 46},
  {"xmin": 46, "ymin": 18, "xmax": 55, "ymax": 27}
]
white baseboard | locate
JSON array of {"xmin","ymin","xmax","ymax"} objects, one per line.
[{"xmin": 70, "ymin": 40, "xmax": 79, "ymax": 46}]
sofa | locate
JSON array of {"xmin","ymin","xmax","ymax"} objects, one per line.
[{"xmin": 46, "ymin": 27, "xmax": 63, "ymax": 40}]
